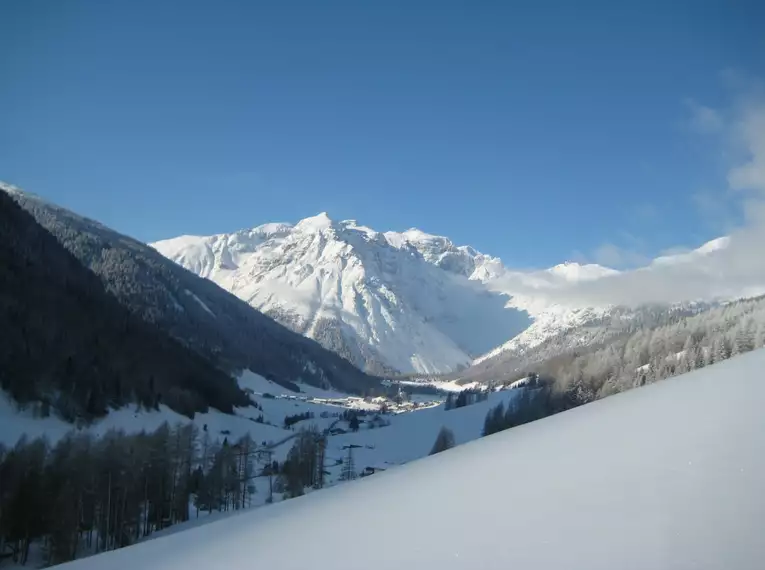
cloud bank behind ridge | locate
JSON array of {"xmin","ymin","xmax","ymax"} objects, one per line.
[{"xmin": 492, "ymin": 79, "xmax": 765, "ymax": 308}]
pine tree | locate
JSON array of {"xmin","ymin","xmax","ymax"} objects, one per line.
[
  {"xmin": 713, "ymin": 337, "xmax": 731, "ymax": 363},
  {"xmin": 731, "ymin": 319, "xmax": 755, "ymax": 356},
  {"xmin": 429, "ymin": 427, "xmax": 456, "ymax": 455},
  {"xmin": 481, "ymin": 402, "xmax": 507, "ymax": 436},
  {"xmin": 755, "ymin": 324, "xmax": 765, "ymax": 349}
]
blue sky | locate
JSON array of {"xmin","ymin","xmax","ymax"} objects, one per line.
[{"xmin": 1, "ymin": 0, "xmax": 763, "ymax": 268}]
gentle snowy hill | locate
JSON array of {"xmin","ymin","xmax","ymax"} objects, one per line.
[
  {"xmin": 153, "ymin": 214, "xmax": 532, "ymax": 375},
  {"xmin": 57, "ymin": 350, "xmax": 765, "ymax": 570}
]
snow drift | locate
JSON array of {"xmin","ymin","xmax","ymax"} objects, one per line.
[{"xmin": 57, "ymin": 349, "xmax": 765, "ymax": 570}]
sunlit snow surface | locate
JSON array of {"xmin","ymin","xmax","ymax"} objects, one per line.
[{"xmin": 57, "ymin": 350, "xmax": 765, "ymax": 570}]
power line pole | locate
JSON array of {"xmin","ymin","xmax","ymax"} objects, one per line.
[
  {"xmin": 256, "ymin": 449, "xmax": 274, "ymax": 503},
  {"xmin": 340, "ymin": 444, "xmax": 362, "ymax": 481}
]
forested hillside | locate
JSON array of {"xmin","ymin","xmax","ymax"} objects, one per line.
[
  {"xmin": 546, "ymin": 295, "xmax": 765, "ymax": 401},
  {"xmin": 0, "ymin": 190, "xmax": 250, "ymax": 421},
  {"xmin": 456, "ymin": 302, "xmax": 714, "ymax": 385},
  {"xmin": 4, "ymin": 185, "xmax": 382, "ymax": 395},
  {"xmin": 479, "ymin": 295, "xmax": 765, "ymax": 437}
]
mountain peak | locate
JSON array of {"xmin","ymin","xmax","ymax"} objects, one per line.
[{"xmin": 295, "ymin": 212, "xmax": 333, "ymax": 232}]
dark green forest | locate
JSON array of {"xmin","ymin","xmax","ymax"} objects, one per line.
[{"xmin": 0, "ymin": 190, "xmax": 249, "ymax": 421}]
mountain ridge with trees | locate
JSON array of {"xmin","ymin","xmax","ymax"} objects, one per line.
[
  {"xmin": 0, "ymin": 189, "xmax": 249, "ymax": 422},
  {"xmin": 3, "ymin": 184, "xmax": 383, "ymax": 396}
]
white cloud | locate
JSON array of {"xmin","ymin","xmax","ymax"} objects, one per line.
[
  {"xmin": 727, "ymin": 99, "xmax": 765, "ymax": 193},
  {"xmin": 493, "ymin": 80, "xmax": 765, "ymax": 308},
  {"xmin": 687, "ymin": 100, "xmax": 724, "ymax": 134}
]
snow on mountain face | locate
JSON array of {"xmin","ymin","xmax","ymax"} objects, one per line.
[
  {"xmin": 153, "ymin": 211, "xmax": 739, "ymax": 377},
  {"xmin": 466, "ymin": 266, "xmax": 622, "ymax": 365},
  {"xmin": 153, "ymin": 216, "xmax": 532, "ymax": 375},
  {"xmin": 381, "ymin": 230, "xmax": 630, "ymax": 367},
  {"xmin": 383, "ymin": 228, "xmax": 501, "ymax": 280}
]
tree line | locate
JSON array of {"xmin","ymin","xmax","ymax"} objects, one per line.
[
  {"xmin": 283, "ymin": 411, "xmax": 314, "ymax": 429},
  {"xmin": 543, "ymin": 295, "xmax": 765, "ymax": 405},
  {"xmin": 482, "ymin": 384, "xmax": 550, "ymax": 437},
  {"xmin": 444, "ymin": 388, "xmax": 488, "ymax": 410},
  {"xmin": 0, "ymin": 422, "xmax": 262, "ymax": 568}
]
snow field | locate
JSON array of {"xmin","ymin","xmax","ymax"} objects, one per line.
[{"xmin": 56, "ymin": 349, "xmax": 765, "ymax": 570}]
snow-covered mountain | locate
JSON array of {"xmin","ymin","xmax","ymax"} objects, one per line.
[
  {"xmin": 153, "ymin": 215, "xmax": 533, "ymax": 375},
  {"xmin": 386, "ymin": 232, "xmax": 630, "ymax": 370},
  {"xmin": 153, "ymin": 213, "xmax": 744, "ymax": 378}
]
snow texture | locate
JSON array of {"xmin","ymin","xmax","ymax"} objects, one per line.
[{"xmin": 55, "ymin": 349, "xmax": 765, "ymax": 570}]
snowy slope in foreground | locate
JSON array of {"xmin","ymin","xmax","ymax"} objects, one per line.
[{"xmin": 58, "ymin": 350, "xmax": 765, "ymax": 570}]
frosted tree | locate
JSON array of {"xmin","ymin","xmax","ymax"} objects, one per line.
[
  {"xmin": 682, "ymin": 334, "xmax": 695, "ymax": 358},
  {"xmin": 731, "ymin": 318, "xmax": 755, "ymax": 356},
  {"xmin": 684, "ymin": 344, "xmax": 701, "ymax": 372},
  {"xmin": 713, "ymin": 337, "xmax": 731, "ymax": 363},
  {"xmin": 756, "ymin": 324, "xmax": 765, "ymax": 349}
]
